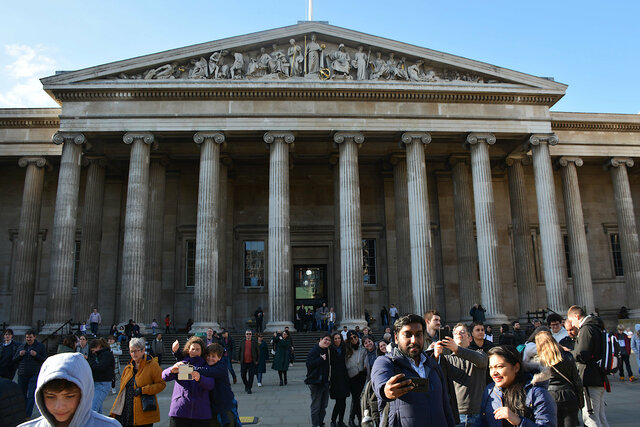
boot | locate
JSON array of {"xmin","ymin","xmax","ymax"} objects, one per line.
[
  {"xmin": 284, "ymin": 372, "xmax": 288, "ymax": 385},
  {"xmin": 630, "ymin": 375, "xmax": 636, "ymax": 382}
]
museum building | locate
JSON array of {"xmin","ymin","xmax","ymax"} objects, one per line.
[{"xmin": 1, "ymin": 22, "xmax": 639, "ymax": 333}]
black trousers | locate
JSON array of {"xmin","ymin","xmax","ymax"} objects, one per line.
[
  {"xmin": 309, "ymin": 383, "xmax": 330, "ymax": 426},
  {"xmin": 170, "ymin": 417, "xmax": 209, "ymax": 427},
  {"xmin": 331, "ymin": 396, "xmax": 347, "ymax": 422},
  {"xmin": 347, "ymin": 371, "xmax": 367, "ymax": 422},
  {"xmin": 241, "ymin": 362, "xmax": 256, "ymax": 390},
  {"xmin": 556, "ymin": 399, "xmax": 579, "ymax": 427}
]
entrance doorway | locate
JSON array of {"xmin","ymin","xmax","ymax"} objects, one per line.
[{"xmin": 294, "ymin": 264, "xmax": 327, "ymax": 330}]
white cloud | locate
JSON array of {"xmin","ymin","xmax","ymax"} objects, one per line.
[{"xmin": 0, "ymin": 44, "xmax": 58, "ymax": 108}]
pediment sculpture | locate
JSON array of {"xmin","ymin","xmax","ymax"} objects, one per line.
[{"xmin": 114, "ymin": 35, "xmax": 501, "ymax": 84}]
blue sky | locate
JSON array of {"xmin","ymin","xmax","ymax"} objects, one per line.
[{"xmin": 1, "ymin": 0, "xmax": 638, "ymax": 114}]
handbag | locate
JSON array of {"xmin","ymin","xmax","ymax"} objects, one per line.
[
  {"xmin": 551, "ymin": 365, "xmax": 584, "ymax": 408},
  {"xmin": 134, "ymin": 377, "xmax": 157, "ymax": 412}
]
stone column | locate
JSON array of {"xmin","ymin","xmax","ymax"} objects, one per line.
[
  {"xmin": 264, "ymin": 132, "xmax": 296, "ymax": 332},
  {"xmin": 606, "ymin": 157, "xmax": 640, "ymax": 316},
  {"xmin": 558, "ymin": 157, "xmax": 595, "ymax": 313},
  {"xmin": 401, "ymin": 132, "xmax": 437, "ymax": 314},
  {"xmin": 75, "ymin": 157, "xmax": 107, "ymax": 321},
  {"xmin": 10, "ymin": 157, "xmax": 49, "ymax": 333},
  {"xmin": 449, "ymin": 155, "xmax": 480, "ymax": 320},
  {"xmin": 144, "ymin": 156, "xmax": 168, "ymax": 326},
  {"xmin": 506, "ymin": 156, "xmax": 541, "ymax": 319},
  {"xmin": 334, "ymin": 132, "xmax": 367, "ymax": 329},
  {"xmin": 390, "ymin": 155, "xmax": 412, "ymax": 307},
  {"xmin": 192, "ymin": 132, "xmax": 225, "ymax": 332},
  {"xmin": 528, "ymin": 134, "xmax": 568, "ymax": 313},
  {"xmin": 120, "ymin": 132, "xmax": 155, "ymax": 327},
  {"xmin": 465, "ymin": 133, "xmax": 508, "ymax": 324},
  {"xmin": 43, "ymin": 133, "xmax": 86, "ymax": 333}
]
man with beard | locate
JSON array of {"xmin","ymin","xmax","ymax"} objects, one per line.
[{"xmin": 371, "ymin": 314, "xmax": 455, "ymax": 427}]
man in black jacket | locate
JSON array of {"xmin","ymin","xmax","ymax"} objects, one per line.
[
  {"xmin": 236, "ymin": 330, "xmax": 259, "ymax": 394},
  {"xmin": 1, "ymin": 329, "xmax": 20, "ymax": 380},
  {"xmin": 0, "ymin": 377, "xmax": 25, "ymax": 427},
  {"xmin": 12, "ymin": 329, "xmax": 46, "ymax": 418},
  {"xmin": 305, "ymin": 333, "xmax": 331, "ymax": 427},
  {"xmin": 567, "ymin": 305, "xmax": 609, "ymax": 427}
]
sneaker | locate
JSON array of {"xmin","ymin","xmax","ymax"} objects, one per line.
[
  {"xmin": 257, "ymin": 382, "xmax": 262, "ymax": 387},
  {"xmin": 630, "ymin": 376, "xmax": 636, "ymax": 382},
  {"xmin": 620, "ymin": 376, "xmax": 625, "ymax": 381}
]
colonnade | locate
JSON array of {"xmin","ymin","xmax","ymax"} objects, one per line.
[{"xmin": 8, "ymin": 130, "xmax": 640, "ymax": 333}]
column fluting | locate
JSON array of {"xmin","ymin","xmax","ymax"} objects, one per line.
[
  {"xmin": 529, "ymin": 134, "xmax": 568, "ymax": 313},
  {"xmin": 120, "ymin": 132, "xmax": 155, "ymax": 327},
  {"xmin": 144, "ymin": 157, "xmax": 168, "ymax": 326},
  {"xmin": 466, "ymin": 133, "xmax": 508, "ymax": 323},
  {"xmin": 264, "ymin": 132, "xmax": 296, "ymax": 331},
  {"xmin": 606, "ymin": 157, "xmax": 640, "ymax": 316},
  {"xmin": 391, "ymin": 155, "xmax": 412, "ymax": 307},
  {"xmin": 506, "ymin": 156, "xmax": 541, "ymax": 319},
  {"xmin": 334, "ymin": 132, "xmax": 367, "ymax": 329},
  {"xmin": 10, "ymin": 157, "xmax": 48, "ymax": 332},
  {"xmin": 75, "ymin": 157, "xmax": 107, "ymax": 321},
  {"xmin": 401, "ymin": 132, "xmax": 437, "ymax": 314},
  {"xmin": 449, "ymin": 155, "xmax": 480, "ymax": 320},
  {"xmin": 43, "ymin": 133, "xmax": 86, "ymax": 333},
  {"xmin": 558, "ymin": 157, "xmax": 594, "ymax": 313},
  {"xmin": 192, "ymin": 132, "xmax": 225, "ymax": 332}
]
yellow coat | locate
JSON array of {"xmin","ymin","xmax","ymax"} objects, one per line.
[{"xmin": 110, "ymin": 354, "xmax": 166, "ymax": 425}]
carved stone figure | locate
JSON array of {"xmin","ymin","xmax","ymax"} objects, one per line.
[
  {"xmin": 306, "ymin": 34, "xmax": 322, "ymax": 74},
  {"xmin": 189, "ymin": 57, "xmax": 209, "ymax": 79},
  {"xmin": 395, "ymin": 57, "xmax": 409, "ymax": 80},
  {"xmin": 408, "ymin": 60, "xmax": 426, "ymax": 82},
  {"xmin": 369, "ymin": 52, "xmax": 389, "ymax": 80},
  {"xmin": 230, "ymin": 52, "xmax": 245, "ymax": 79},
  {"xmin": 287, "ymin": 39, "xmax": 304, "ymax": 77},
  {"xmin": 144, "ymin": 63, "xmax": 178, "ymax": 80},
  {"xmin": 270, "ymin": 44, "xmax": 287, "ymax": 75},
  {"xmin": 329, "ymin": 44, "xmax": 351, "ymax": 78},
  {"xmin": 209, "ymin": 51, "xmax": 228, "ymax": 79},
  {"xmin": 387, "ymin": 53, "xmax": 408, "ymax": 80},
  {"xmin": 351, "ymin": 46, "xmax": 368, "ymax": 80}
]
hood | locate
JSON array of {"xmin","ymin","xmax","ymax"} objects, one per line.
[
  {"xmin": 582, "ymin": 315, "xmax": 602, "ymax": 328},
  {"xmin": 34, "ymin": 352, "xmax": 94, "ymax": 427},
  {"xmin": 635, "ymin": 324, "xmax": 640, "ymax": 333},
  {"xmin": 523, "ymin": 361, "xmax": 550, "ymax": 389}
]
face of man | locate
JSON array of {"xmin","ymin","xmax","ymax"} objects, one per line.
[
  {"xmin": 472, "ymin": 325, "xmax": 485, "ymax": 341},
  {"xmin": 25, "ymin": 334, "xmax": 35, "ymax": 345},
  {"xmin": 513, "ymin": 322, "xmax": 520, "ymax": 330},
  {"xmin": 3, "ymin": 331, "xmax": 12, "ymax": 343},
  {"xmin": 549, "ymin": 320, "xmax": 562, "ymax": 334},
  {"xmin": 319, "ymin": 336, "xmax": 331, "ymax": 348},
  {"xmin": 396, "ymin": 323, "xmax": 424, "ymax": 361},
  {"xmin": 453, "ymin": 326, "xmax": 471, "ymax": 348},
  {"xmin": 565, "ymin": 319, "xmax": 578, "ymax": 337},
  {"xmin": 427, "ymin": 315, "xmax": 441, "ymax": 332},
  {"xmin": 533, "ymin": 320, "xmax": 541, "ymax": 328},
  {"xmin": 245, "ymin": 331, "xmax": 252, "ymax": 340},
  {"xmin": 206, "ymin": 329, "xmax": 213, "ymax": 339},
  {"xmin": 363, "ymin": 338, "xmax": 374, "ymax": 352}
]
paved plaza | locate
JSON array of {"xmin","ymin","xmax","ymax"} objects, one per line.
[{"xmin": 90, "ymin": 357, "xmax": 640, "ymax": 426}]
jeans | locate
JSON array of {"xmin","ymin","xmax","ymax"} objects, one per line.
[
  {"xmin": 92, "ymin": 381, "xmax": 111, "ymax": 413},
  {"xmin": 328, "ymin": 321, "xmax": 335, "ymax": 332},
  {"xmin": 582, "ymin": 386, "xmax": 609, "ymax": 427},
  {"xmin": 309, "ymin": 383, "xmax": 329, "ymax": 426},
  {"xmin": 240, "ymin": 362, "xmax": 256, "ymax": 391},
  {"xmin": 90, "ymin": 322, "xmax": 99, "ymax": 335},
  {"xmin": 256, "ymin": 372, "xmax": 263, "ymax": 383},
  {"xmin": 223, "ymin": 355, "xmax": 237, "ymax": 380},
  {"xmin": 457, "ymin": 413, "xmax": 481, "ymax": 427},
  {"xmin": 18, "ymin": 374, "xmax": 38, "ymax": 417}
]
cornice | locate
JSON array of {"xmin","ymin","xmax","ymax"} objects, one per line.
[
  {"xmin": 0, "ymin": 118, "xmax": 60, "ymax": 128},
  {"xmin": 551, "ymin": 120, "xmax": 640, "ymax": 132},
  {"xmin": 51, "ymin": 88, "xmax": 561, "ymax": 106}
]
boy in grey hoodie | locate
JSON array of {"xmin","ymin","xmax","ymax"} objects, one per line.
[{"xmin": 19, "ymin": 352, "xmax": 119, "ymax": 427}]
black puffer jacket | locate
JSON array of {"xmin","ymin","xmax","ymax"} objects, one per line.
[
  {"xmin": 87, "ymin": 347, "xmax": 116, "ymax": 382},
  {"xmin": 572, "ymin": 315, "xmax": 606, "ymax": 387},
  {"xmin": 0, "ymin": 340, "xmax": 20, "ymax": 379},
  {"xmin": 12, "ymin": 340, "xmax": 47, "ymax": 377}
]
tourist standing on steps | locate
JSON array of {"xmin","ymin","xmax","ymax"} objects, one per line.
[
  {"xmin": 14, "ymin": 329, "xmax": 47, "ymax": 418},
  {"xmin": 254, "ymin": 307, "xmax": 264, "ymax": 333},
  {"xmin": 151, "ymin": 334, "xmax": 164, "ymax": 366},
  {"xmin": 164, "ymin": 314, "xmax": 172, "ymax": 334},
  {"xmin": 256, "ymin": 333, "xmax": 269, "ymax": 387},
  {"xmin": 237, "ymin": 330, "xmax": 259, "ymax": 394},
  {"xmin": 305, "ymin": 333, "xmax": 332, "ymax": 427},
  {"xmin": 345, "ymin": 331, "xmax": 367, "ymax": 427},
  {"xmin": 380, "ymin": 306, "xmax": 389, "ymax": 328},
  {"xmin": 272, "ymin": 330, "xmax": 292, "ymax": 386},
  {"xmin": 329, "ymin": 332, "xmax": 349, "ymax": 427},
  {"xmin": 89, "ymin": 308, "xmax": 102, "ymax": 336},
  {"xmin": 389, "ymin": 304, "xmax": 399, "ymax": 325}
]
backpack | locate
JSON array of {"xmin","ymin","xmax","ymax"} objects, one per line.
[
  {"xmin": 361, "ymin": 360, "xmax": 403, "ymax": 427},
  {"xmin": 597, "ymin": 330, "xmax": 621, "ymax": 375}
]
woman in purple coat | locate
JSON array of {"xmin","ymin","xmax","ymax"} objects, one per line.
[{"xmin": 162, "ymin": 336, "xmax": 215, "ymax": 427}]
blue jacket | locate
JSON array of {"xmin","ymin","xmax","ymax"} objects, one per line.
[
  {"xmin": 371, "ymin": 348, "xmax": 455, "ymax": 427},
  {"xmin": 194, "ymin": 360, "xmax": 235, "ymax": 414},
  {"xmin": 477, "ymin": 366, "xmax": 557, "ymax": 427},
  {"xmin": 162, "ymin": 356, "xmax": 215, "ymax": 419}
]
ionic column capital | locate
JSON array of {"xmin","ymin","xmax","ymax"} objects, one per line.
[
  {"xmin": 194, "ymin": 132, "xmax": 225, "ymax": 145},
  {"xmin": 505, "ymin": 155, "xmax": 531, "ymax": 167},
  {"xmin": 81, "ymin": 156, "xmax": 108, "ymax": 168},
  {"xmin": 18, "ymin": 156, "xmax": 50, "ymax": 170},
  {"xmin": 465, "ymin": 133, "xmax": 496, "ymax": 148},
  {"xmin": 263, "ymin": 131, "xmax": 295, "ymax": 145},
  {"xmin": 556, "ymin": 156, "xmax": 583, "ymax": 169},
  {"xmin": 527, "ymin": 133, "xmax": 559, "ymax": 148},
  {"xmin": 123, "ymin": 132, "xmax": 156, "ymax": 149},
  {"xmin": 401, "ymin": 132, "xmax": 431, "ymax": 146},
  {"xmin": 333, "ymin": 132, "xmax": 364, "ymax": 145},
  {"xmin": 52, "ymin": 132, "xmax": 86, "ymax": 146},
  {"xmin": 448, "ymin": 154, "xmax": 470, "ymax": 167},
  {"xmin": 605, "ymin": 157, "xmax": 634, "ymax": 170}
]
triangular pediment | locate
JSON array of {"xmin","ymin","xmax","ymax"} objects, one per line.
[{"xmin": 41, "ymin": 22, "xmax": 566, "ymax": 94}]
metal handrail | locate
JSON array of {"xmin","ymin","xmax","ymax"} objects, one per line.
[{"xmin": 41, "ymin": 318, "xmax": 74, "ymax": 345}]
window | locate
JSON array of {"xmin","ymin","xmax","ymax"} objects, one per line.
[
  {"xmin": 185, "ymin": 239, "xmax": 196, "ymax": 287},
  {"xmin": 563, "ymin": 234, "xmax": 572, "ymax": 278},
  {"xmin": 610, "ymin": 233, "xmax": 624, "ymax": 277},
  {"xmin": 244, "ymin": 241, "xmax": 265, "ymax": 287},
  {"xmin": 362, "ymin": 239, "xmax": 377, "ymax": 286},
  {"xmin": 73, "ymin": 240, "xmax": 81, "ymax": 288}
]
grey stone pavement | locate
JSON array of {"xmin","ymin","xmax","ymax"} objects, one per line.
[{"xmin": 93, "ymin": 356, "xmax": 640, "ymax": 426}]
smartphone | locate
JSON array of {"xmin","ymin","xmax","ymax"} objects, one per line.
[
  {"xmin": 438, "ymin": 327, "xmax": 446, "ymax": 341},
  {"xmin": 410, "ymin": 377, "xmax": 430, "ymax": 393},
  {"xmin": 178, "ymin": 364, "xmax": 194, "ymax": 380}
]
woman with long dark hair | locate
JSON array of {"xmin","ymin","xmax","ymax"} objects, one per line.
[
  {"xmin": 344, "ymin": 331, "xmax": 367, "ymax": 427},
  {"xmin": 271, "ymin": 330, "xmax": 292, "ymax": 386},
  {"xmin": 329, "ymin": 332, "xmax": 349, "ymax": 427},
  {"xmin": 479, "ymin": 345, "xmax": 557, "ymax": 426},
  {"xmin": 535, "ymin": 331, "xmax": 582, "ymax": 427}
]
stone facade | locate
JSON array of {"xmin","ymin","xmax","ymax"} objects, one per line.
[{"xmin": 1, "ymin": 22, "xmax": 639, "ymax": 331}]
